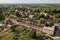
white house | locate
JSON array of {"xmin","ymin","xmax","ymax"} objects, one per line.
[
  {"xmin": 40, "ymin": 12, "xmax": 49, "ymax": 16},
  {"xmin": 43, "ymin": 26, "xmax": 55, "ymax": 35},
  {"xmin": 29, "ymin": 15, "xmax": 34, "ymax": 19},
  {"xmin": 0, "ymin": 24, "xmax": 4, "ymax": 26}
]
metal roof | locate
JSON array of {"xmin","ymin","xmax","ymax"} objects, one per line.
[{"xmin": 55, "ymin": 29, "xmax": 60, "ymax": 37}]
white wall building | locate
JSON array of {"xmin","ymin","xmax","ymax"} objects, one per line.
[{"xmin": 43, "ymin": 26, "xmax": 55, "ymax": 35}]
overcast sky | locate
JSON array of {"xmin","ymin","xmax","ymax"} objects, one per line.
[{"xmin": 0, "ymin": 0, "xmax": 60, "ymax": 4}]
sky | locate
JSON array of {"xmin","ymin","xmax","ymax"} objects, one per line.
[{"xmin": 0, "ymin": 0, "xmax": 60, "ymax": 4}]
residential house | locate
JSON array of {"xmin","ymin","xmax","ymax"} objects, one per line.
[
  {"xmin": 43, "ymin": 26, "xmax": 55, "ymax": 35},
  {"xmin": 40, "ymin": 12, "xmax": 49, "ymax": 16},
  {"xmin": 54, "ymin": 23, "xmax": 60, "ymax": 26},
  {"xmin": 0, "ymin": 23, "xmax": 4, "ymax": 26},
  {"xmin": 29, "ymin": 14, "xmax": 34, "ymax": 19}
]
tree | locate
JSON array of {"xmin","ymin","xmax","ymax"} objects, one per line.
[
  {"xmin": 40, "ymin": 19, "xmax": 46, "ymax": 24},
  {"xmin": 55, "ymin": 14, "xmax": 60, "ymax": 18},
  {"xmin": 44, "ymin": 15, "xmax": 50, "ymax": 19},
  {"xmin": 39, "ymin": 14, "xmax": 45, "ymax": 18},
  {"xmin": 15, "ymin": 12, "xmax": 21, "ymax": 17},
  {"xmin": 0, "ymin": 14, "xmax": 5, "ymax": 20},
  {"xmin": 45, "ymin": 21, "xmax": 54, "ymax": 26},
  {"xmin": 37, "ymin": 34, "xmax": 44, "ymax": 40},
  {"xmin": 28, "ymin": 29, "xmax": 36, "ymax": 38}
]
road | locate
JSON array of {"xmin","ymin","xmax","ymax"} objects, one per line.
[
  {"xmin": 10, "ymin": 18, "xmax": 43, "ymax": 32},
  {"xmin": 4, "ymin": 18, "xmax": 55, "ymax": 40}
]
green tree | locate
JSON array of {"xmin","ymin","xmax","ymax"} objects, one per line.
[
  {"xmin": 55, "ymin": 14, "xmax": 60, "ymax": 18},
  {"xmin": 45, "ymin": 21, "xmax": 54, "ymax": 26},
  {"xmin": 28, "ymin": 29, "xmax": 36, "ymax": 38},
  {"xmin": 40, "ymin": 19, "xmax": 46, "ymax": 24},
  {"xmin": 0, "ymin": 14, "xmax": 5, "ymax": 20},
  {"xmin": 39, "ymin": 14, "xmax": 45, "ymax": 18},
  {"xmin": 15, "ymin": 12, "xmax": 21, "ymax": 17}
]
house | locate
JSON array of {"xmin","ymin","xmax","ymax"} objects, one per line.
[
  {"xmin": 0, "ymin": 24, "xmax": 4, "ymax": 26},
  {"xmin": 10, "ymin": 15, "xmax": 17, "ymax": 18},
  {"xmin": 29, "ymin": 14, "xmax": 34, "ymax": 19},
  {"xmin": 4, "ymin": 18, "xmax": 12, "ymax": 24},
  {"xmin": 40, "ymin": 12, "xmax": 49, "ymax": 16},
  {"xmin": 54, "ymin": 23, "xmax": 60, "ymax": 26},
  {"xmin": 19, "ymin": 11, "xmax": 24, "ymax": 16},
  {"xmin": 15, "ymin": 9, "xmax": 18, "ymax": 12},
  {"xmin": 24, "ymin": 6, "xmax": 30, "ymax": 10},
  {"xmin": 43, "ymin": 26, "xmax": 55, "ymax": 35},
  {"xmin": 7, "ymin": 24, "xmax": 12, "ymax": 27}
]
